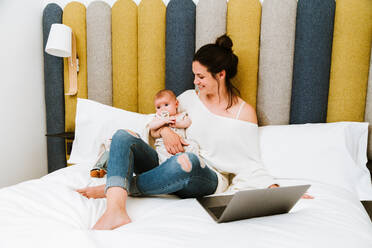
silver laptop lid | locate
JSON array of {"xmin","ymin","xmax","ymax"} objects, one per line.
[
  {"xmin": 218, "ymin": 184, "xmax": 310, "ymax": 223},
  {"xmin": 197, "ymin": 184, "xmax": 310, "ymax": 223}
]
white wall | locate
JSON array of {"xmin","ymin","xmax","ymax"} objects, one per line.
[{"xmin": 0, "ymin": 0, "xmax": 47, "ymax": 188}]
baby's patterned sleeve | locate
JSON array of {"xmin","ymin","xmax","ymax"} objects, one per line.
[{"xmin": 177, "ymin": 111, "xmax": 189, "ymax": 121}]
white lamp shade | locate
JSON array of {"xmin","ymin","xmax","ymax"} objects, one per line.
[{"xmin": 45, "ymin": 23, "xmax": 72, "ymax": 57}]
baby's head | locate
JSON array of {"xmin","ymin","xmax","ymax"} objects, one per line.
[{"xmin": 154, "ymin": 89, "xmax": 178, "ymax": 117}]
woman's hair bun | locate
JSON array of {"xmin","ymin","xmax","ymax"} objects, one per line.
[{"xmin": 215, "ymin": 34, "xmax": 233, "ymax": 52}]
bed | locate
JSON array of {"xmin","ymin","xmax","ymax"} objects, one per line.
[
  {"xmin": 1, "ymin": 162, "xmax": 371, "ymax": 248},
  {"xmin": 1, "ymin": 98, "xmax": 372, "ymax": 248}
]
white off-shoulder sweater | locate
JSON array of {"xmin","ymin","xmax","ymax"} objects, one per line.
[{"xmin": 177, "ymin": 90, "xmax": 276, "ymax": 194}]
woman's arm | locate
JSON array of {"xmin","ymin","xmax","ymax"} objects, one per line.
[
  {"xmin": 150, "ymin": 125, "xmax": 164, "ymax": 138},
  {"xmin": 159, "ymin": 127, "xmax": 188, "ymax": 154},
  {"xmin": 237, "ymin": 102, "xmax": 312, "ymax": 198},
  {"xmin": 235, "ymin": 102, "xmax": 279, "ymax": 188}
]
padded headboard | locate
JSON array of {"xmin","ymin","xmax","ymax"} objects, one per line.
[{"xmin": 42, "ymin": 0, "xmax": 372, "ymax": 172}]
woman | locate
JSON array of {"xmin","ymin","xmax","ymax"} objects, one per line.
[{"xmin": 77, "ymin": 35, "xmax": 310, "ymax": 230}]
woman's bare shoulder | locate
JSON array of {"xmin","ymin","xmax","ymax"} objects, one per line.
[{"xmin": 236, "ymin": 98, "xmax": 258, "ymax": 124}]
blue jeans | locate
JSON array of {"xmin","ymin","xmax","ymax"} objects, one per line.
[{"xmin": 105, "ymin": 130, "xmax": 218, "ymax": 199}]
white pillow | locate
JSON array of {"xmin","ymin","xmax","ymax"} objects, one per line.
[
  {"xmin": 258, "ymin": 122, "xmax": 372, "ymax": 200},
  {"xmin": 68, "ymin": 98, "xmax": 154, "ymax": 165}
]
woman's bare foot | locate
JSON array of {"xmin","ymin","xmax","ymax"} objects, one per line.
[
  {"xmin": 93, "ymin": 208, "xmax": 132, "ymax": 230},
  {"xmin": 76, "ymin": 184, "xmax": 106, "ymax": 199},
  {"xmin": 93, "ymin": 187, "xmax": 132, "ymax": 230}
]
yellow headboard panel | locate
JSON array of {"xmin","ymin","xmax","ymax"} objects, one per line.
[
  {"xmin": 138, "ymin": 0, "xmax": 166, "ymax": 114},
  {"xmin": 112, "ymin": 0, "xmax": 138, "ymax": 112},
  {"xmin": 227, "ymin": 0, "xmax": 261, "ymax": 109},
  {"xmin": 63, "ymin": 2, "xmax": 88, "ymax": 132},
  {"xmin": 327, "ymin": 0, "xmax": 372, "ymax": 122}
]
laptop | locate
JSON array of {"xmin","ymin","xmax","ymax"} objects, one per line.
[{"xmin": 197, "ymin": 184, "xmax": 310, "ymax": 223}]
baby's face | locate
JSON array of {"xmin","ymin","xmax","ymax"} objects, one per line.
[{"xmin": 154, "ymin": 95, "xmax": 178, "ymax": 116}]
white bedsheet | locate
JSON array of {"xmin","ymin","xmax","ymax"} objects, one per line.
[{"xmin": 0, "ymin": 163, "xmax": 371, "ymax": 248}]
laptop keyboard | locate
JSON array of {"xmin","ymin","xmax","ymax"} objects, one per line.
[{"xmin": 209, "ymin": 206, "xmax": 226, "ymax": 219}]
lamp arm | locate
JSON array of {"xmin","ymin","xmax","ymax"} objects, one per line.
[{"xmin": 65, "ymin": 31, "xmax": 78, "ymax": 96}]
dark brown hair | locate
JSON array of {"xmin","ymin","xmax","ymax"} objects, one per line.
[{"xmin": 193, "ymin": 34, "xmax": 240, "ymax": 109}]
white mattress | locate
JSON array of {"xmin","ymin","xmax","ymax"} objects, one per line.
[{"xmin": 0, "ymin": 163, "xmax": 371, "ymax": 248}]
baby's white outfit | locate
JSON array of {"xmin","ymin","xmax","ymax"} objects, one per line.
[{"xmin": 154, "ymin": 112, "xmax": 200, "ymax": 164}]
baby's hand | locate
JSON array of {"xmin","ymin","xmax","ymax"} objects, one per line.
[
  {"xmin": 166, "ymin": 116, "xmax": 175, "ymax": 126},
  {"xmin": 168, "ymin": 116, "xmax": 177, "ymax": 127}
]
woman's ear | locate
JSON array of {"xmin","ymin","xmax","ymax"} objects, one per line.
[{"xmin": 218, "ymin": 70, "xmax": 226, "ymax": 80}]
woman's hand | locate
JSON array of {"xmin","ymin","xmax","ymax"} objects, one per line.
[
  {"xmin": 268, "ymin": 184, "xmax": 314, "ymax": 199},
  {"xmin": 160, "ymin": 127, "xmax": 188, "ymax": 155},
  {"xmin": 301, "ymin": 193, "xmax": 314, "ymax": 199},
  {"xmin": 268, "ymin": 184, "xmax": 279, "ymax": 188}
]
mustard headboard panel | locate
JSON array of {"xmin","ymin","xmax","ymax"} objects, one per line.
[
  {"xmin": 42, "ymin": 0, "xmax": 372, "ymax": 170},
  {"xmin": 112, "ymin": 0, "xmax": 138, "ymax": 112},
  {"xmin": 63, "ymin": 2, "xmax": 88, "ymax": 133},
  {"xmin": 227, "ymin": 0, "xmax": 261, "ymax": 109},
  {"xmin": 62, "ymin": 2, "xmax": 88, "ymax": 163},
  {"xmin": 327, "ymin": 0, "xmax": 372, "ymax": 123},
  {"xmin": 138, "ymin": 0, "xmax": 166, "ymax": 114}
]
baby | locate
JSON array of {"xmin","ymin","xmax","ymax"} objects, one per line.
[
  {"xmin": 149, "ymin": 89, "xmax": 200, "ymax": 164},
  {"xmin": 90, "ymin": 89, "xmax": 200, "ymax": 178}
]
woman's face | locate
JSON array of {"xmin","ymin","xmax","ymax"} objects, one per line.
[{"xmin": 192, "ymin": 61, "xmax": 219, "ymax": 95}]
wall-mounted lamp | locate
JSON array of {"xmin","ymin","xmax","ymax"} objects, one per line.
[{"xmin": 45, "ymin": 23, "xmax": 78, "ymax": 95}]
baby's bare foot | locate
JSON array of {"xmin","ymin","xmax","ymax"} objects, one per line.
[
  {"xmin": 93, "ymin": 209, "xmax": 132, "ymax": 230},
  {"xmin": 76, "ymin": 185, "xmax": 106, "ymax": 199}
]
